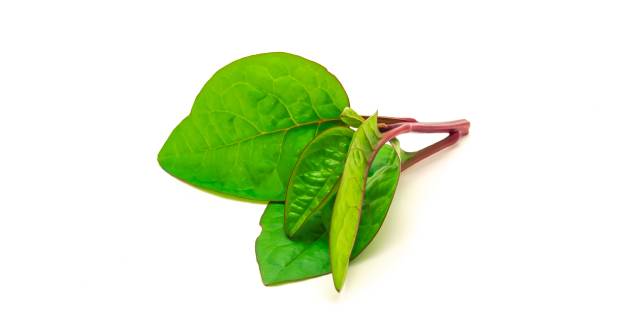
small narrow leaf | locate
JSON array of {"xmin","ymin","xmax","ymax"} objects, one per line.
[
  {"xmin": 284, "ymin": 126, "xmax": 353, "ymax": 240},
  {"xmin": 330, "ymin": 113, "xmax": 383, "ymax": 291},
  {"xmin": 158, "ymin": 52, "xmax": 349, "ymax": 201},
  {"xmin": 352, "ymin": 146, "xmax": 400, "ymax": 255},
  {"xmin": 255, "ymin": 146, "xmax": 400, "ymax": 285},
  {"xmin": 339, "ymin": 107, "xmax": 365, "ymax": 128}
]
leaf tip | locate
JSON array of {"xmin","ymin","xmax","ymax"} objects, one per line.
[{"xmin": 331, "ymin": 271, "xmax": 345, "ymax": 292}]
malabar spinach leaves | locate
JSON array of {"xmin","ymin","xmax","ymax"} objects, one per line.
[
  {"xmin": 284, "ymin": 108, "xmax": 367, "ymax": 240},
  {"xmin": 256, "ymin": 145, "xmax": 400, "ymax": 285},
  {"xmin": 284, "ymin": 126, "xmax": 353, "ymax": 240},
  {"xmin": 158, "ymin": 52, "xmax": 470, "ymax": 293}
]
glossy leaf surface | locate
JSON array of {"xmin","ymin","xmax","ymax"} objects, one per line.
[
  {"xmin": 330, "ymin": 113, "xmax": 382, "ymax": 291},
  {"xmin": 351, "ymin": 146, "xmax": 400, "ymax": 255},
  {"xmin": 256, "ymin": 202, "xmax": 331, "ymax": 285},
  {"xmin": 255, "ymin": 146, "xmax": 400, "ymax": 285},
  {"xmin": 284, "ymin": 127, "xmax": 353, "ymax": 239},
  {"xmin": 158, "ymin": 52, "xmax": 349, "ymax": 201}
]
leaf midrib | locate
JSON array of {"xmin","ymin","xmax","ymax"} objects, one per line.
[{"xmin": 160, "ymin": 118, "xmax": 342, "ymax": 158}]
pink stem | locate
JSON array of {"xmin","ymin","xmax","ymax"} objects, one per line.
[
  {"xmin": 379, "ymin": 119, "xmax": 470, "ymax": 135},
  {"xmin": 368, "ymin": 115, "xmax": 418, "ymax": 124},
  {"xmin": 375, "ymin": 119, "xmax": 470, "ymax": 171},
  {"xmin": 400, "ymin": 132, "xmax": 461, "ymax": 171}
]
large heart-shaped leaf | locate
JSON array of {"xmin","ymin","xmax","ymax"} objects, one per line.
[
  {"xmin": 330, "ymin": 113, "xmax": 384, "ymax": 291},
  {"xmin": 158, "ymin": 52, "xmax": 349, "ymax": 201},
  {"xmin": 255, "ymin": 145, "xmax": 400, "ymax": 286},
  {"xmin": 284, "ymin": 126, "xmax": 353, "ymax": 240}
]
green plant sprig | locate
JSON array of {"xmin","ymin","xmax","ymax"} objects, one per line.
[{"xmin": 158, "ymin": 52, "xmax": 470, "ymax": 292}]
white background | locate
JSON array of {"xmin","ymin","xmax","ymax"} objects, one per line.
[{"xmin": 1, "ymin": 1, "xmax": 639, "ymax": 318}]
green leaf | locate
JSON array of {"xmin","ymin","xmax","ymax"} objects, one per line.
[
  {"xmin": 330, "ymin": 113, "xmax": 383, "ymax": 291},
  {"xmin": 158, "ymin": 52, "xmax": 349, "ymax": 201},
  {"xmin": 352, "ymin": 146, "xmax": 401, "ymax": 255},
  {"xmin": 255, "ymin": 202, "xmax": 331, "ymax": 285},
  {"xmin": 255, "ymin": 145, "xmax": 400, "ymax": 286},
  {"xmin": 284, "ymin": 126, "xmax": 353, "ymax": 240},
  {"xmin": 339, "ymin": 107, "xmax": 365, "ymax": 128}
]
